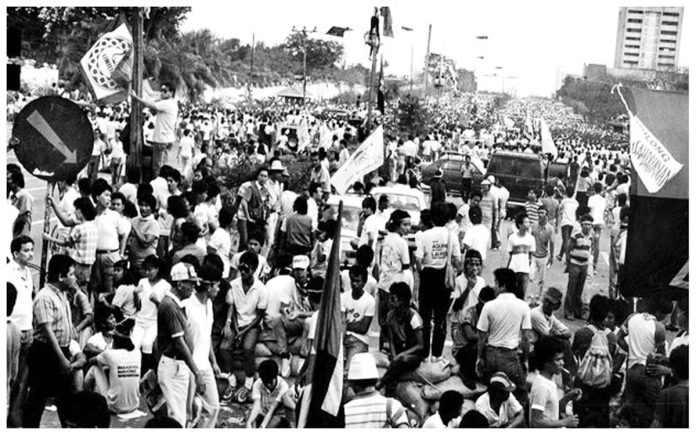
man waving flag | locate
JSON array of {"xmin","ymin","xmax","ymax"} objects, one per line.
[{"xmin": 297, "ymin": 201, "xmax": 345, "ymax": 428}]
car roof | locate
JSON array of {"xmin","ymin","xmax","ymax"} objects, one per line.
[
  {"xmin": 326, "ymin": 195, "xmax": 364, "ymax": 208},
  {"xmin": 491, "ymin": 151, "xmax": 540, "ymax": 160},
  {"xmin": 371, "ymin": 186, "xmax": 425, "ymax": 198}
]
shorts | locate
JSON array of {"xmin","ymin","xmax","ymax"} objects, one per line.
[{"xmin": 132, "ymin": 322, "xmax": 158, "ymax": 354}]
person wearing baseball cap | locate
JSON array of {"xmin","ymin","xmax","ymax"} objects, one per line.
[
  {"xmin": 530, "ymin": 287, "xmax": 570, "ymax": 344},
  {"xmin": 156, "ymin": 262, "xmax": 204, "ymax": 426},
  {"xmin": 474, "ymin": 372, "xmax": 524, "ymax": 428},
  {"xmin": 182, "ymin": 263, "xmax": 223, "ymax": 427},
  {"xmin": 343, "ymin": 353, "xmax": 410, "ymax": 428},
  {"xmin": 266, "ymin": 159, "xmax": 286, "ymax": 258}
]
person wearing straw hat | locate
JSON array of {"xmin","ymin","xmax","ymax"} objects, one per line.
[
  {"xmin": 343, "ymin": 353, "xmax": 410, "ymax": 428},
  {"xmin": 474, "ymin": 372, "xmax": 524, "ymax": 428}
]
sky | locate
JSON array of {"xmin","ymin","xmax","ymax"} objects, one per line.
[{"xmin": 180, "ymin": 0, "xmax": 691, "ymax": 97}]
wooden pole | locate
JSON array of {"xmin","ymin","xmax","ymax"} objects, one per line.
[
  {"xmin": 39, "ymin": 181, "xmax": 55, "ymax": 288},
  {"xmin": 423, "ymin": 24, "xmax": 432, "ymax": 98},
  {"xmin": 128, "ymin": 7, "xmax": 144, "ymax": 177},
  {"xmin": 365, "ymin": 43, "xmax": 378, "ymax": 133}
]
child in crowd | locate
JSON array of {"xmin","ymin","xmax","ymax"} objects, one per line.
[{"xmin": 246, "ymin": 359, "xmax": 296, "ymax": 428}]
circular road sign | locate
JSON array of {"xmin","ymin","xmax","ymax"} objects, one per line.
[{"xmin": 12, "ymin": 96, "xmax": 93, "ymax": 182}]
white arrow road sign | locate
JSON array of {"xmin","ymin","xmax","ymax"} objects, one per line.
[{"xmin": 27, "ymin": 110, "xmax": 78, "ymax": 163}]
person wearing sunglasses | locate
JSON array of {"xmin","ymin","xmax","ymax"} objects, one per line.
[{"xmin": 130, "ymin": 82, "xmax": 178, "ymax": 177}]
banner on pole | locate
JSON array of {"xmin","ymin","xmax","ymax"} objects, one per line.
[
  {"xmin": 331, "ymin": 125, "xmax": 384, "ymax": 194},
  {"xmin": 80, "ymin": 22, "xmax": 133, "ymax": 103},
  {"xmin": 629, "ymin": 113, "xmax": 683, "ymax": 194},
  {"xmin": 540, "ymin": 118, "xmax": 558, "ymax": 158}
]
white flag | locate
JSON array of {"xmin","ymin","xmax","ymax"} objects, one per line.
[
  {"xmin": 80, "ymin": 23, "xmax": 133, "ymax": 103},
  {"xmin": 540, "ymin": 118, "xmax": 558, "ymax": 158},
  {"xmin": 331, "ymin": 125, "xmax": 384, "ymax": 194},
  {"xmin": 629, "ymin": 113, "xmax": 683, "ymax": 194}
]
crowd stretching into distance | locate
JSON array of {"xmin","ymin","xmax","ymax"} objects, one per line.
[{"xmin": 6, "ymin": 83, "xmax": 688, "ymax": 428}]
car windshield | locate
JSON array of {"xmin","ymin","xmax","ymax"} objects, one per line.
[
  {"xmin": 375, "ymin": 194, "xmax": 421, "ymax": 211},
  {"xmin": 325, "ymin": 204, "xmax": 360, "ymax": 234}
]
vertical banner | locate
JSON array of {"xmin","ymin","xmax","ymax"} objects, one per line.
[{"xmin": 618, "ymin": 87, "xmax": 688, "ymax": 299}]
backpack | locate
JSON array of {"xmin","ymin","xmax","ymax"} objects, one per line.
[
  {"xmin": 577, "ymin": 324, "xmax": 613, "ymax": 388},
  {"xmin": 247, "ymin": 182, "xmax": 267, "ymax": 223}
]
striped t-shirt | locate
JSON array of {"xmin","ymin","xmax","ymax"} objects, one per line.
[
  {"xmin": 525, "ymin": 200, "xmax": 542, "ymax": 225},
  {"xmin": 569, "ymin": 230, "xmax": 593, "ymax": 267},
  {"xmin": 344, "ymin": 392, "xmax": 409, "ymax": 428}
]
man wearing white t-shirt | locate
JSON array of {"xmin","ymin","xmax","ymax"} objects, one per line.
[
  {"xmin": 587, "ymin": 182, "xmax": 607, "ymax": 274},
  {"xmin": 341, "ymin": 265, "xmax": 376, "ymax": 373},
  {"xmin": 507, "ymin": 213, "xmax": 535, "ymax": 299},
  {"xmin": 462, "ymin": 206, "xmax": 490, "ymax": 263},
  {"xmin": 529, "ymin": 336, "xmax": 581, "ymax": 427},
  {"xmin": 476, "ymin": 268, "xmax": 532, "ymax": 401},
  {"xmin": 130, "ymin": 82, "xmax": 178, "ymax": 177}
]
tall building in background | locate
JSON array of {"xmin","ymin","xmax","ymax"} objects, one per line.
[{"xmin": 614, "ymin": 6, "xmax": 683, "ymax": 71}]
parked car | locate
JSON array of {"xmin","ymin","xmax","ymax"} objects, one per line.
[
  {"xmin": 485, "ymin": 151, "xmax": 566, "ymax": 214},
  {"xmin": 420, "ymin": 152, "xmax": 486, "ymax": 193}
]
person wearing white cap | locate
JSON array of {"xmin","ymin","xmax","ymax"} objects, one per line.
[
  {"xmin": 265, "ymin": 255, "xmax": 313, "ymax": 378},
  {"xmin": 343, "ymin": 353, "xmax": 410, "ymax": 428},
  {"xmin": 474, "ymin": 372, "xmax": 524, "ymax": 428},
  {"xmin": 156, "ymin": 262, "xmax": 204, "ymax": 427},
  {"xmin": 182, "ymin": 264, "xmax": 223, "ymax": 428}
]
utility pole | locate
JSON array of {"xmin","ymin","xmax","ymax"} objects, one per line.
[
  {"xmin": 291, "ymin": 26, "xmax": 317, "ymax": 105},
  {"xmin": 423, "ymin": 24, "xmax": 432, "ymax": 98},
  {"xmin": 248, "ymin": 32, "xmax": 255, "ymax": 100},
  {"xmin": 128, "ymin": 7, "xmax": 144, "ymax": 175},
  {"xmin": 410, "ymin": 44, "xmax": 414, "ymax": 92}
]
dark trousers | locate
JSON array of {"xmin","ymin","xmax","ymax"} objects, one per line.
[
  {"xmin": 483, "ymin": 346, "xmax": 528, "ymax": 406},
  {"xmin": 22, "ymin": 341, "xmax": 73, "ymax": 428},
  {"xmin": 380, "ymin": 352, "xmax": 421, "ymax": 393},
  {"xmin": 576, "ymin": 191, "xmax": 589, "ymax": 211},
  {"xmin": 418, "ymin": 267, "xmax": 452, "ymax": 358},
  {"xmin": 86, "ymin": 155, "xmax": 100, "ymax": 182},
  {"xmin": 377, "ymin": 289, "xmax": 397, "ymax": 351},
  {"xmin": 460, "ymin": 178, "xmax": 472, "ymax": 200},
  {"xmin": 576, "ymin": 383, "xmax": 611, "ymax": 428},
  {"xmin": 565, "ymin": 263, "xmax": 587, "ymax": 318},
  {"xmin": 238, "ymin": 326, "xmax": 260, "ymax": 377},
  {"xmin": 215, "ymin": 326, "xmax": 259, "ymax": 377},
  {"xmin": 515, "ymin": 272, "xmax": 529, "ymax": 300},
  {"xmin": 559, "ymin": 225, "xmax": 573, "ymax": 260},
  {"xmin": 622, "ymin": 364, "xmax": 662, "ymax": 428},
  {"xmin": 453, "ymin": 341, "xmax": 478, "ymax": 382}
]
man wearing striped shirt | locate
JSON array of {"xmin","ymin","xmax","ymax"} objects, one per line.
[{"xmin": 563, "ymin": 214, "xmax": 594, "ymax": 321}]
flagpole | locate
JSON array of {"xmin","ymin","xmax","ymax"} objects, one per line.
[
  {"xmin": 128, "ymin": 7, "xmax": 144, "ymax": 175},
  {"xmin": 248, "ymin": 32, "xmax": 255, "ymax": 101},
  {"xmin": 423, "ymin": 24, "xmax": 431, "ymax": 98}
]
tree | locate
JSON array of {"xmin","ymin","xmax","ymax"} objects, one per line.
[
  {"xmin": 282, "ymin": 32, "xmax": 344, "ymax": 77},
  {"xmin": 391, "ymin": 94, "xmax": 433, "ymax": 138}
]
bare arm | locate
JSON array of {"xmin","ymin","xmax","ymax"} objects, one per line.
[{"xmin": 346, "ymin": 315, "xmax": 372, "ymax": 336}]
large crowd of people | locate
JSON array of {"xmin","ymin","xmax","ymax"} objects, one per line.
[{"xmin": 6, "ymin": 82, "xmax": 688, "ymax": 429}]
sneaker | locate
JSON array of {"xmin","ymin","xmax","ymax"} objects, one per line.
[
  {"xmin": 222, "ymin": 384, "xmax": 237, "ymax": 402},
  {"xmin": 233, "ymin": 386, "xmax": 251, "ymax": 403},
  {"xmin": 280, "ymin": 358, "xmax": 291, "ymax": 378}
]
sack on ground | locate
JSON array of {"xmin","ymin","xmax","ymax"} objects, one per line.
[
  {"xmin": 421, "ymin": 375, "xmax": 487, "ymax": 401},
  {"xmin": 415, "ymin": 359, "xmax": 453, "ymax": 384}
]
